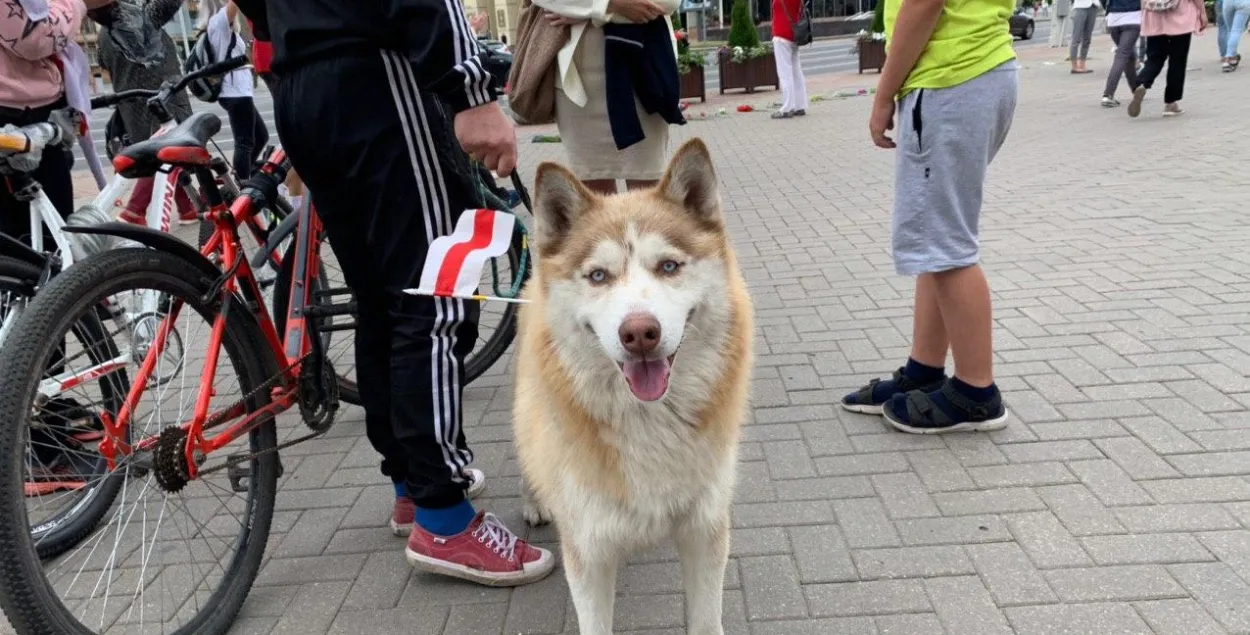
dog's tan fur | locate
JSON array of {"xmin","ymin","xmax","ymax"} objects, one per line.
[{"xmin": 513, "ymin": 139, "xmax": 754, "ymax": 635}]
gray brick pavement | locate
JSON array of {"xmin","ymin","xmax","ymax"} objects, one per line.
[
  {"xmin": 8, "ymin": 45, "xmax": 1250, "ymax": 635},
  {"xmin": 265, "ymin": 50, "xmax": 1250, "ymax": 634}
]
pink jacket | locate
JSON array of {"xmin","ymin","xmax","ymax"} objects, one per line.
[
  {"xmin": 0, "ymin": 0, "xmax": 86, "ymax": 110},
  {"xmin": 1142, "ymin": 0, "xmax": 1205, "ymax": 36}
]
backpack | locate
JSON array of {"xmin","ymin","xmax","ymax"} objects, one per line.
[
  {"xmin": 183, "ymin": 28, "xmax": 238, "ymax": 103},
  {"xmin": 780, "ymin": 0, "xmax": 813, "ymax": 46},
  {"xmin": 1142, "ymin": 0, "xmax": 1179, "ymax": 11}
]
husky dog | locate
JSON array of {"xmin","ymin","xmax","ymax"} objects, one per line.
[{"xmin": 512, "ymin": 138, "xmax": 754, "ymax": 635}]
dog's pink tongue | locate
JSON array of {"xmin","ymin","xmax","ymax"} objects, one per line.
[{"xmin": 622, "ymin": 358, "xmax": 671, "ymax": 402}]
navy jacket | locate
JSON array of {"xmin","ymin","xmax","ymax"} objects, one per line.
[
  {"xmin": 603, "ymin": 19, "xmax": 687, "ymax": 151},
  {"xmin": 1104, "ymin": 0, "xmax": 1141, "ymax": 13}
]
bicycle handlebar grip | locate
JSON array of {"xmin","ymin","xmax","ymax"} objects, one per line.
[{"xmin": 178, "ymin": 56, "xmax": 251, "ymax": 91}]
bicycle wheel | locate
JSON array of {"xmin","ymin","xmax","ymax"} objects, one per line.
[
  {"xmin": 2, "ymin": 255, "xmax": 132, "ymax": 559},
  {"xmin": 462, "ymin": 223, "xmax": 529, "ymax": 384},
  {"xmin": 0, "ymin": 248, "xmax": 280, "ymax": 635},
  {"xmin": 272, "ymin": 236, "xmax": 359, "ymax": 404}
]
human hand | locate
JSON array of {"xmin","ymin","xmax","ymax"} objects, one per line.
[
  {"xmin": 606, "ymin": 0, "xmax": 667, "ymax": 23},
  {"xmin": 869, "ymin": 96, "xmax": 896, "ymax": 149},
  {"xmin": 543, "ymin": 10, "xmax": 587, "ymax": 26},
  {"xmin": 455, "ymin": 102, "xmax": 518, "ymax": 177}
]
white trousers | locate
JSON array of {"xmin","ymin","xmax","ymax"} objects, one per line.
[{"xmin": 773, "ymin": 37, "xmax": 808, "ymax": 113}]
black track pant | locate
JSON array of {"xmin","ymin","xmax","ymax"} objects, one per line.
[
  {"xmin": 1138, "ymin": 33, "xmax": 1192, "ymax": 105},
  {"xmin": 274, "ymin": 51, "xmax": 482, "ymax": 509}
]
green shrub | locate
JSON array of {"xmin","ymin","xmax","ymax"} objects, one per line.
[
  {"xmin": 727, "ymin": 0, "xmax": 760, "ymax": 49},
  {"xmin": 871, "ymin": 0, "xmax": 886, "ymax": 33}
]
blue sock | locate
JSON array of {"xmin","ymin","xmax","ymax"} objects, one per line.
[
  {"xmin": 393, "ymin": 480, "xmax": 407, "ymax": 498},
  {"xmin": 416, "ymin": 499, "xmax": 476, "ymax": 536},
  {"xmin": 903, "ymin": 358, "xmax": 945, "ymax": 383},
  {"xmin": 950, "ymin": 377, "xmax": 997, "ymax": 402}
]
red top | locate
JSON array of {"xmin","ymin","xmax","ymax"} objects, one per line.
[
  {"xmin": 770, "ymin": 0, "xmax": 801, "ymax": 41},
  {"xmin": 249, "ymin": 20, "xmax": 273, "ymax": 73}
]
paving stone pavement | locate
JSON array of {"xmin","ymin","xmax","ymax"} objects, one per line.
[{"xmin": 8, "ymin": 45, "xmax": 1250, "ymax": 635}]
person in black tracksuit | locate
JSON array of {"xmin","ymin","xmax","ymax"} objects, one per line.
[{"xmin": 233, "ymin": 0, "xmax": 551, "ymax": 585}]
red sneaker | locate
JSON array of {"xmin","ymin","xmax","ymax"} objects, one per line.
[
  {"xmin": 405, "ymin": 511, "xmax": 555, "ymax": 587},
  {"xmin": 390, "ymin": 468, "xmax": 486, "ymax": 535},
  {"xmin": 178, "ymin": 211, "xmax": 199, "ymax": 226}
]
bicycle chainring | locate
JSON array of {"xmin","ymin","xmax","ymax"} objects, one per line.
[
  {"xmin": 153, "ymin": 426, "xmax": 192, "ymax": 494},
  {"xmin": 298, "ymin": 356, "xmax": 339, "ymax": 433}
]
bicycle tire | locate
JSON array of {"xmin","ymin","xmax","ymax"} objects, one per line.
[
  {"xmin": 463, "ymin": 224, "xmax": 528, "ymax": 384},
  {"xmin": 0, "ymin": 248, "xmax": 280, "ymax": 635},
  {"xmin": 272, "ymin": 240, "xmax": 359, "ymax": 404},
  {"xmin": 0, "ymin": 255, "xmax": 130, "ymax": 559}
]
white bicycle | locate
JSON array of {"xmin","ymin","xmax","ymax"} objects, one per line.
[{"xmin": 0, "ymin": 57, "xmax": 262, "ymax": 512}]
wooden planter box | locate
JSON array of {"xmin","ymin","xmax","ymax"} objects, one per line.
[
  {"xmin": 858, "ymin": 39, "xmax": 886, "ymax": 73},
  {"xmin": 717, "ymin": 50, "xmax": 780, "ymax": 95},
  {"xmin": 680, "ymin": 65, "xmax": 707, "ymax": 103}
]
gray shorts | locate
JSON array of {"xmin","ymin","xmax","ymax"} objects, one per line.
[{"xmin": 892, "ymin": 61, "xmax": 1019, "ymax": 276}]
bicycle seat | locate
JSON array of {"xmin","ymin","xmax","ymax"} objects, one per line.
[{"xmin": 112, "ymin": 111, "xmax": 221, "ymax": 178}]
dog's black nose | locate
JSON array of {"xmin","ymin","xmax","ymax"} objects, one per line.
[{"xmin": 619, "ymin": 315, "xmax": 662, "ymax": 355}]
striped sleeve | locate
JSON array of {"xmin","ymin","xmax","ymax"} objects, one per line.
[{"xmin": 390, "ymin": 0, "xmax": 497, "ymax": 113}]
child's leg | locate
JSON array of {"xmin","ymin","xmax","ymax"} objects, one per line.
[{"xmin": 882, "ymin": 61, "xmax": 1019, "ymax": 433}]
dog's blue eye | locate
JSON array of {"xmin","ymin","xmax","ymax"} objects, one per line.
[
  {"xmin": 588, "ymin": 269, "xmax": 608, "ymax": 283},
  {"xmin": 660, "ymin": 260, "xmax": 681, "ymax": 274}
]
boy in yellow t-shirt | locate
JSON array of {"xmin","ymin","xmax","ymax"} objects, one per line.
[{"xmin": 840, "ymin": 0, "xmax": 1018, "ymax": 433}]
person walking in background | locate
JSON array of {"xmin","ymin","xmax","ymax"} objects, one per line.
[
  {"xmin": 771, "ymin": 0, "xmax": 809, "ymax": 118},
  {"xmin": 1221, "ymin": 0, "xmax": 1248, "ymax": 70},
  {"xmin": 91, "ymin": 0, "xmax": 199, "ymax": 226},
  {"xmin": 1127, "ymin": 0, "xmax": 1206, "ymax": 117},
  {"xmin": 539, "ymin": 0, "xmax": 686, "ymax": 194},
  {"xmin": 1070, "ymin": 0, "xmax": 1101, "ymax": 72},
  {"xmin": 1216, "ymin": 0, "xmax": 1229, "ymax": 59},
  {"xmin": 1102, "ymin": 0, "xmax": 1141, "ymax": 105},
  {"xmin": 201, "ymin": 0, "xmax": 268, "ymax": 178}
]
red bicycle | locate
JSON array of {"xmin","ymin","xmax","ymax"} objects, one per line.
[{"xmin": 0, "ymin": 70, "xmax": 530, "ymax": 633}]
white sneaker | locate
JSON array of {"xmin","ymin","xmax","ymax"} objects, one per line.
[{"xmin": 1101, "ymin": 97, "xmax": 1120, "ymax": 108}]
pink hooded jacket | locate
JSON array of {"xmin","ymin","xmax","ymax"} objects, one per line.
[{"xmin": 0, "ymin": 0, "xmax": 86, "ymax": 109}]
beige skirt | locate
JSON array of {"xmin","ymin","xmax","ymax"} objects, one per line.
[{"xmin": 555, "ymin": 26, "xmax": 671, "ymax": 182}]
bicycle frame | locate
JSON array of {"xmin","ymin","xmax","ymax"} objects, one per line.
[
  {"xmin": 95, "ymin": 148, "xmax": 319, "ymax": 476},
  {"xmin": 2, "ymin": 125, "xmax": 187, "ymax": 350}
]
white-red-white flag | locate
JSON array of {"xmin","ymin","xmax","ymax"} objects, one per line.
[{"xmin": 413, "ymin": 209, "xmax": 516, "ymax": 298}]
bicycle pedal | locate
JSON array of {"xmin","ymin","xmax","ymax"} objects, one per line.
[{"xmin": 226, "ymin": 453, "xmax": 285, "ymax": 492}]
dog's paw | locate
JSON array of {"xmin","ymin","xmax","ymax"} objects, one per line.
[{"xmin": 523, "ymin": 500, "xmax": 554, "ymax": 526}]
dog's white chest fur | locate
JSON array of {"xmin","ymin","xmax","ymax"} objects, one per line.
[{"xmin": 559, "ymin": 404, "xmax": 736, "ymax": 555}]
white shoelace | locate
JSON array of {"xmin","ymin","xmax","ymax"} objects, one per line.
[{"xmin": 473, "ymin": 513, "xmax": 520, "ymax": 562}]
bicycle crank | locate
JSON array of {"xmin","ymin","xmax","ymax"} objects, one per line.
[{"xmin": 298, "ymin": 355, "xmax": 339, "ymax": 433}]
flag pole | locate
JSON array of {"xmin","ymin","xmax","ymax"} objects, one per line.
[{"xmin": 403, "ymin": 289, "xmax": 531, "ymax": 304}]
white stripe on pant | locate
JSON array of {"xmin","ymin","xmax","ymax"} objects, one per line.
[
  {"xmin": 380, "ymin": 50, "xmax": 472, "ymax": 480},
  {"xmin": 772, "ymin": 37, "xmax": 809, "ymax": 114}
]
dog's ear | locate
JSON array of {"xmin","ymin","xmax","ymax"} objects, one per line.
[
  {"xmin": 659, "ymin": 138, "xmax": 722, "ymax": 229},
  {"xmin": 533, "ymin": 162, "xmax": 592, "ymax": 257}
]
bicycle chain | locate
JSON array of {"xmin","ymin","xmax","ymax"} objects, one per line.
[{"xmin": 188, "ymin": 351, "xmax": 331, "ymax": 478}]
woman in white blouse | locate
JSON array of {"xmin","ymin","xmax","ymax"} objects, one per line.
[{"xmin": 535, "ymin": 0, "xmax": 681, "ymax": 195}]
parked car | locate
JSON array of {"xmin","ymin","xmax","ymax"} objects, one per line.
[
  {"xmin": 477, "ymin": 37, "xmax": 513, "ymax": 94},
  {"xmin": 1009, "ymin": 7, "xmax": 1035, "ymax": 39}
]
